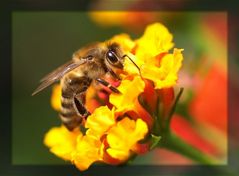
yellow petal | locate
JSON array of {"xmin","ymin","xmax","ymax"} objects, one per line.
[
  {"xmin": 85, "ymin": 106, "xmax": 115, "ymax": 139},
  {"xmin": 122, "ymin": 53, "xmax": 144, "ymax": 76},
  {"xmin": 44, "ymin": 125, "xmax": 82, "ymax": 160},
  {"xmin": 51, "ymin": 84, "xmax": 61, "ymax": 111},
  {"xmin": 108, "ymin": 33, "xmax": 135, "ymax": 53},
  {"xmin": 106, "ymin": 118, "xmax": 148, "ymax": 161},
  {"xmin": 109, "ymin": 76, "xmax": 145, "ymax": 113},
  {"xmin": 141, "ymin": 48, "xmax": 183, "ymax": 89},
  {"xmin": 72, "ymin": 135, "xmax": 103, "ymax": 171},
  {"xmin": 135, "ymin": 22, "xmax": 174, "ymax": 63}
]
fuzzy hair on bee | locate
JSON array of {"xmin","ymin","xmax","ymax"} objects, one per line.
[{"xmin": 33, "ymin": 42, "xmax": 127, "ymax": 131}]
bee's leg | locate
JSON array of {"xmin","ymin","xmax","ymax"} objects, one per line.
[
  {"xmin": 96, "ymin": 78, "xmax": 121, "ymax": 94},
  {"xmin": 74, "ymin": 91, "xmax": 91, "ymax": 118},
  {"xmin": 107, "ymin": 68, "xmax": 121, "ymax": 80}
]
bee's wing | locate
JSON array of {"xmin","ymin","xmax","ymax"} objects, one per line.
[{"xmin": 32, "ymin": 59, "xmax": 87, "ymax": 96}]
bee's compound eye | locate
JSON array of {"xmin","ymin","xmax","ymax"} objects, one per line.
[
  {"xmin": 87, "ymin": 55, "xmax": 93, "ymax": 60},
  {"xmin": 107, "ymin": 50, "xmax": 118, "ymax": 63}
]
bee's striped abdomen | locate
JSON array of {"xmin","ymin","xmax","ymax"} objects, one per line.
[{"xmin": 60, "ymin": 74, "xmax": 91, "ymax": 131}]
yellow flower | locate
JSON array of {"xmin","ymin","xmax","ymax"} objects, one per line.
[
  {"xmin": 109, "ymin": 76, "xmax": 145, "ymax": 113},
  {"xmin": 72, "ymin": 135, "xmax": 103, "ymax": 171},
  {"xmin": 122, "ymin": 53, "xmax": 144, "ymax": 76},
  {"xmin": 50, "ymin": 84, "xmax": 61, "ymax": 111},
  {"xmin": 44, "ymin": 105, "xmax": 149, "ymax": 170},
  {"xmin": 135, "ymin": 22, "xmax": 174, "ymax": 64},
  {"xmin": 107, "ymin": 33, "xmax": 135, "ymax": 53},
  {"xmin": 121, "ymin": 23, "xmax": 183, "ymax": 90},
  {"xmin": 45, "ymin": 22, "xmax": 183, "ymax": 171},
  {"xmin": 85, "ymin": 106, "xmax": 115, "ymax": 139},
  {"xmin": 44, "ymin": 125, "xmax": 81, "ymax": 160},
  {"xmin": 69, "ymin": 106, "xmax": 114, "ymax": 171},
  {"xmin": 106, "ymin": 117, "xmax": 148, "ymax": 161},
  {"xmin": 71, "ymin": 106, "xmax": 115, "ymax": 170},
  {"xmin": 141, "ymin": 48, "xmax": 184, "ymax": 89}
]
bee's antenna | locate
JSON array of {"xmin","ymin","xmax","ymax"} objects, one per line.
[{"xmin": 122, "ymin": 54, "xmax": 142, "ymax": 77}]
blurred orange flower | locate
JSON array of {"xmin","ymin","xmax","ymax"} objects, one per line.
[
  {"xmin": 89, "ymin": 11, "xmax": 158, "ymax": 32},
  {"xmin": 190, "ymin": 64, "xmax": 227, "ymax": 134}
]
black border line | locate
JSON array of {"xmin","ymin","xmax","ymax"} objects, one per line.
[{"xmin": 1, "ymin": 0, "xmax": 239, "ymax": 176}]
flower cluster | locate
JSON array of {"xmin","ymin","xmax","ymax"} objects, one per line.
[{"xmin": 44, "ymin": 23, "xmax": 183, "ymax": 171}]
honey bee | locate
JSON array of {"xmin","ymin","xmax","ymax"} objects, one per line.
[{"xmin": 32, "ymin": 42, "xmax": 139, "ymax": 131}]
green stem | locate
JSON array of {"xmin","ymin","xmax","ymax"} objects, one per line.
[
  {"xmin": 159, "ymin": 132, "xmax": 219, "ymax": 164},
  {"xmin": 165, "ymin": 87, "xmax": 184, "ymax": 131}
]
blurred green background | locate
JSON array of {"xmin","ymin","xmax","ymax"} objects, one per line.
[
  {"xmin": 12, "ymin": 12, "xmax": 140, "ymax": 165},
  {"xmin": 12, "ymin": 11, "xmax": 228, "ymax": 165},
  {"xmin": 12, "ymin": 12, "xmax": 121, "ymax": 164}
]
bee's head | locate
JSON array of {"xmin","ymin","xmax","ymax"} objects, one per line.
[{"xmin": 105, "ymin": 43, "xmax": 124, "ymax": 71}]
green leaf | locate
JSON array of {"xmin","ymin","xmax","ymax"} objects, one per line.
[{"xmin": 149, "ymin": 134, "xmax": 161, "ymax": 150}]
